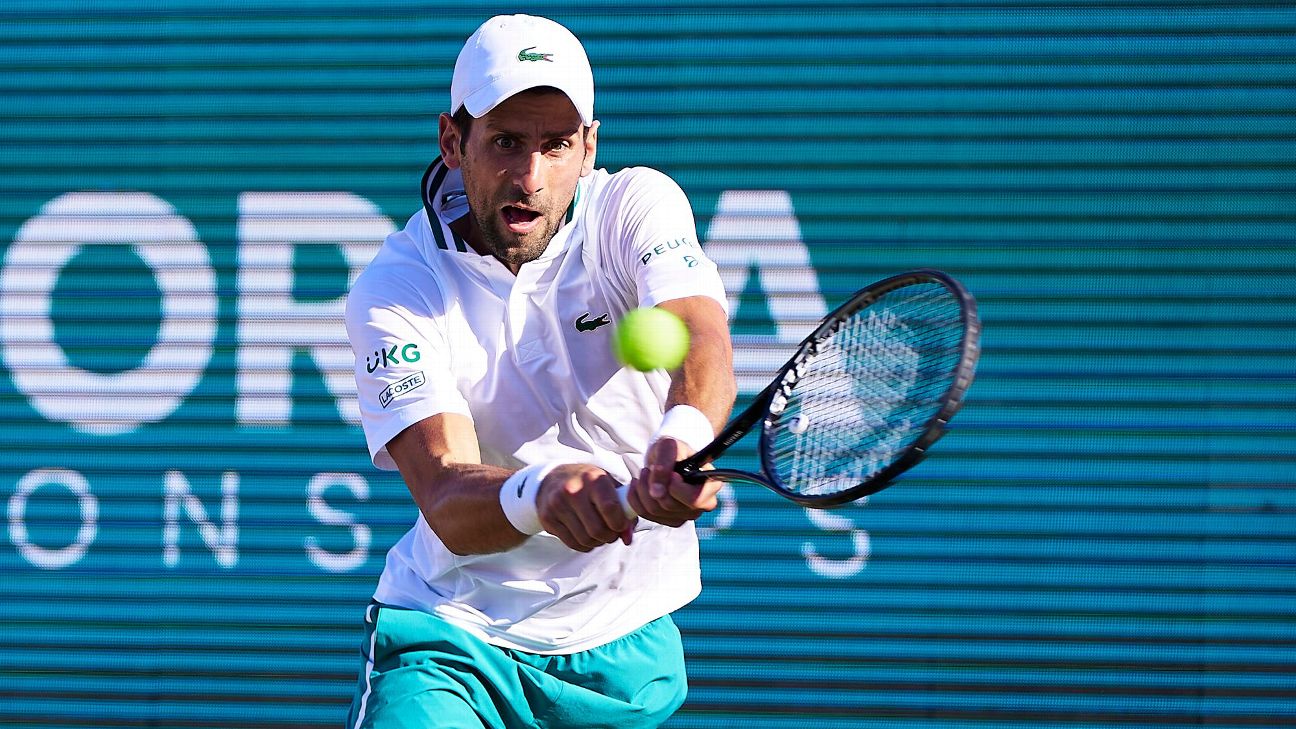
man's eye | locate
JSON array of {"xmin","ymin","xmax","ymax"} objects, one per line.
[{"xmin": 495, "ymin": 137, "xmax": 516, "ymax": 149}]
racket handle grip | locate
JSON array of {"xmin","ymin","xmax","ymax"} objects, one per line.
[{"xmin": 614, "ymin": 483, "xmax": 638, "ymax": 519}]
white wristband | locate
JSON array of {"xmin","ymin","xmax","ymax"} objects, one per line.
[
  {"xmin": 652, "ymin": 405, "xmax": 715, "ymax": 454},
  {"xmin": 500, "ymin": 462, "xmax": 561, "ymax": 536}
]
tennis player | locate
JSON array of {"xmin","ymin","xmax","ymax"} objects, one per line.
[{"xmin": 343, "ymin": 14, "xmax": 736, "ymax": 728}]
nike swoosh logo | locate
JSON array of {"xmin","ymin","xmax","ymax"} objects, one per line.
[{"xmin": 575, "ymin": 313, "xmax": 611, "ymax": 332}]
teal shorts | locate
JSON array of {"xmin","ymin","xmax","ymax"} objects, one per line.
[{"xmin": 345, "ymin": 603, "xmax": 688, "ymax": 729}]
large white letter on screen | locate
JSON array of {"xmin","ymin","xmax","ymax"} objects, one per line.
[
  {"xmin": 705, "ymin": 191, "xmax": 871, "ymax": 576},
  {"xmin": 304, "ymin": 472, "xmax": 371, "ymax": 573},
  {"xmin": 7, "ymin": 468, "xmax": 98, "ymax": 570},
  {"xmin": 802, "ymin": 505, "xmax": 872, "ymax": 579},
  {"xmin": 703, "ymin": 190, "xmax": 828, "ymax": 392},
  {"xmin": 163, "ymin": 470, "xmax": 239, "ymax": 569},
  {"xmin": 0, "ymin": 192, "xmax": 217, "ymax": 434},
  {"xmin": 236, "ymin": 192, "xmax": 392, "ymax": 426}
]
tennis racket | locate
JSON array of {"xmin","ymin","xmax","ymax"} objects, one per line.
[{"xmin": 621, "ymin": 268, "xmax": 980, "ymax": 512}]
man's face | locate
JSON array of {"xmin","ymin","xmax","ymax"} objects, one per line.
[{"xmin": 439, "ymin": 89, "xmax": 598, "ymax": 271}]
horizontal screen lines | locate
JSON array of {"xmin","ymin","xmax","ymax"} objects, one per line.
[
  {"xmin": 6, "ymin": 135, "xmax": 1296, "ymax": 152},
  {"xmin": 705, "ymin": 549, "xmax": 1296, "ymax": 569},
  {"xmin": 7, "ymin": 76, "xmax": 1296, "ymax": 93},
  {"xmin": 685, "ymin": 675, "xmax": 1296, "ymax": 697},
  {"xmin": 5, "ymin": 90, "xmax": 1296, "ymax": 113},
  {"xmin": 1, "ymin": 0, "xmax": 1286, "ymax": 12}
]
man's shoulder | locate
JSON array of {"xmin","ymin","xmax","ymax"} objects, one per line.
[
  {"xmin": 347, "ymin": 211, "xmax": 449, "ymax": 319},
  {"xmin": 582, "ymin": 166, "xmax": 690, "ymax": 233},
  {"xmin": 591, "ymin": 165, "xmax": 685, "ymax": 200}
]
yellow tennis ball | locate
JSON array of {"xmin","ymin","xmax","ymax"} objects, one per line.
[{"xmin": 612, "ymin": 307, "xmax": 690, "ymax": 372}]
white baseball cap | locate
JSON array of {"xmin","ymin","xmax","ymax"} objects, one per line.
[{"xmin": 450, "ymin": 15, "xmax": 595, "ymax": 125}]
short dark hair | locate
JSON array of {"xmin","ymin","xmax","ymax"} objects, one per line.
[{"xmin": 451, "ymin": 106, "xmax": 474, "ymax": 154}]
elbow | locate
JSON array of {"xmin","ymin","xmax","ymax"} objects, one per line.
[
  {"xmin": 420, "ymin": 491, "xmax": 516, "ymax": 557},
  {"xmin": 425, "ymin": 514, "xmax": 474, "ymax": 556},
  {"xmin": 420, "ymin": 501, "xmax": 476, "ymax": 556},
  {"xmin": 416, "ymin": 491, "xmax": 473, "ymax": 556},
  {"xmin": 440, "ymin": 536, "xmax": 475, "ymax": 557}
]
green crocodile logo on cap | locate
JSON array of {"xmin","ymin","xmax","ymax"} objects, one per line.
[{"xmin": 517, "ymin": 46, "xmax": 554, "ymax": 62}]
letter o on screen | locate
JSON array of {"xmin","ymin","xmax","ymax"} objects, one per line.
[
  {"xmin": 7, "ymin": 468, "xmax": 99, "ymax": 570},
  {"xmin": 0, "ymin": 193, "xmax": 217, "ymax": 434}
]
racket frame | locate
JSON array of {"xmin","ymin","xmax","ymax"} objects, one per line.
[{"xmin": 675, "ymin": 269, "xmax": 981, "ymax": 508}]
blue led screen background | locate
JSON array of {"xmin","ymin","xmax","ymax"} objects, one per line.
[{"xmin": 1, "ymin": 2, "xmax": 1293, "ymax": 727}]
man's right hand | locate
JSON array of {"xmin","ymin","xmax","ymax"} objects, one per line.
[{"xmin": 536, "ymin": 464, "xmax": 637, "ymax": 552}]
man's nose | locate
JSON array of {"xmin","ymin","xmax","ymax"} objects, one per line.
[{"xmin": 517, "ymin": 152, "xmax": 545, "ymax": 196}]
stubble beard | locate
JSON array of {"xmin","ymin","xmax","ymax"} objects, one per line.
[
  {"xmin": 471, "ymin": 200, "xmax": 563, "ymax": 271},
  {"xmin": 458, "ymin": 144, "xmax": 585, "ymax": 270}
]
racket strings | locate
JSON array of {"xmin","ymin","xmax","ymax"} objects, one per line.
[{"xmin": 768, "ymin": 283, "xmax": 966, "ymax": 497}]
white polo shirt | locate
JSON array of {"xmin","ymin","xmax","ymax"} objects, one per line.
[{"xmin": 344, "ymin": 159, "xmax": 727, "ymax": 654}]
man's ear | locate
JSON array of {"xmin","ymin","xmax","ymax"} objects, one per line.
[
  {"xmin": 438, "ymin": 113, "xmax": 463, "ymax": 169},
  {"xmin": 581, "ymin": 120, "xmax": 599, "ymax": 177}
]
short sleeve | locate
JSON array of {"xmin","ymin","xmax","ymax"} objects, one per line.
[
  {"xmin": 604, "ymin": 168, "xmax": 729, "ymax": 311},
  {"xmin": 344, "ymin": 264, "xmax": 472, "ymax": 470}
]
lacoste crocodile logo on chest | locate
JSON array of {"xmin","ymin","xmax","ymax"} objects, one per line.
[{"xmin": 574, "ymin": 312, "xmax": 611, "ymax": 332}]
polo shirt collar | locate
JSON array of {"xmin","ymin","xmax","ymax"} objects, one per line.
[{"xmin": 419, "ymin": 158, "xmax": 586, "ymax": 263}]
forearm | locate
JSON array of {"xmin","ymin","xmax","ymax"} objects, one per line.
[
  {"xmin": 410, "ymin": 458, "xmax": 631, "ymax": 555},
  {"xmin": 624, "ymin": 297, "xmax": 734, "ymax": 524},
  {"xmin": 410, "ymin": 461, "xmax": 528, "ymax": 556},
  {"xmin": 389, "ymin": 418, "xmax": 630, "ymax": 555},
  {"xmin": 658, "ymin": 297, "xmax": 737, "ymax": 434},
  {"xmin": 387, "ymin": 416, "xmax": 527, "ymax": 556}
]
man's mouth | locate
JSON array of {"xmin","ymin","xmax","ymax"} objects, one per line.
[{"xmin": 501, "ymin": 205, "xmax": 542, "ymax": 234}]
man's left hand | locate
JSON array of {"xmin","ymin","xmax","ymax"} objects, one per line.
[{"xmin": 626, "ymin": 437, "xmax": 720, "ymax": 527}]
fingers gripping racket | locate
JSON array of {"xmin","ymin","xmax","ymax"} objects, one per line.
[{"xmin": 624, "ymin": 269, "xmax": 980, "ymax": 512}]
